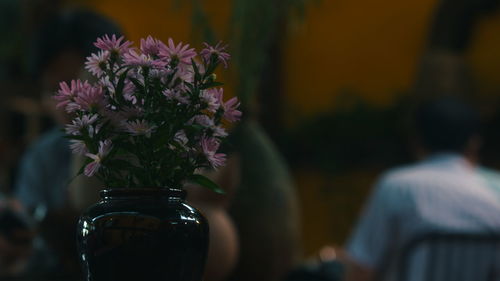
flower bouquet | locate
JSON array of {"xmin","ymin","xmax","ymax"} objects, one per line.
[
  {"xmin": 57, "ymin": 35, "xmax": 241, "ymax": 281},
  {"xmin": 55, "ymin": 35, "xmax": 240, "ymax": 192}
]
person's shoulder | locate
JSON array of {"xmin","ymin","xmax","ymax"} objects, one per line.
[
  {"xmin": 34, "ymin": 128, "xmax": 65, "ymax": 146},
  {"xmin": 23, "ymin": 128, "xmax": 68, "ymax": 159},
  {"xmin": 29, "ymin": 128, "xmax": 66, "ymax": 149},
  {"xmin": 378, "ymin": 162, "xmax": 427, "ymax": 186},
  {"xmin": 477, "ymin": 166, "xmax": 500, "ymax": 179},
  {"xmin": 476, "ymin": 166, "xmax": 500, "ymax": 193}
]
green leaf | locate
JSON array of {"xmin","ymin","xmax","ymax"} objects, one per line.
[
  {"xmin": 201, "ymin": 81, "xmax": 224, "ymax": 90},
  {"xmin": 66, "ymin": 157, "xmax": 93, "ymax": 185},
  {"xmin": 191, "ymin": 58, "xmax": 201, "ymax": 82},
  {"xmin": 204, "ymin": 59, "xmax": 218, "ymax": 78},
  {"xmin": 115, "ymin": 69, "xmax": 131, "ymax": 103},
  {"xmin": 129, "ymin": 77, "xmax": 144, "ymax": 90},
  {"xmin": 107, "ymin": 159, "xmax": 138, "ymax": 170},
  {"xmin": 188, "ymin": 174, "xmax": 225, "ymax": 194}
]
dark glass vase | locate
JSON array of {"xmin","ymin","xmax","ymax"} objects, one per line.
[{"xmin": 76, "ymin": 188, "xmax": 209, "ymax": 281}]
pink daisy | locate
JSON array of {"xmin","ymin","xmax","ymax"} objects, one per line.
[
  {"xmin": 71, "ymin": 86, "xmax": 107, "ymax": 113},
  {"xmin": 54, "ymin": 80, "xmax": 92, "ymax": 110},
  {"xmin": 123, "ymin": 49, "xmax": 168, "ymax": 68},
  {"xmin": 200, "ymin": 41, "xmax": 230, "ymax": 68},
  {"xmin": 94, "ymin": 34, "xmax": 132, "ymax": 55},
  {"xmin": 174, "ymin": 130, "xmax": 189, "ymax": 146},
  {"xmin": 98, "ymin": 76, "xmax": 114, "ymax": 93},
  {"xmin": 191, "ymin": 115, "xmax": 214, "ymax": 127},
  {"xmin": 212, "ymin": 126, "xmax": 228, "ymax": 138},
  {"xmin": 65, "ymin": 114, "xmax": 99, "ymax": 135},
  {"xmin": 189, "ymin": 115, "xmax": 227, "ymax": 137},
  {"xmin": 85, "ymin": 50, "xmax": 110, "ymax": 77},
  {"xmin": 163, "ymin": 89, "xmax": 189, "ymax": 104},
  {"xmin": 201, "ymin": 89, "xmax": 220, "ymax": 113},
  {"xmin": 149, "ymin": 68, "xmax": 172, "ymax": 80},
  {"xmin": 123, "ymin": 120, "xmax": 157, "ymax": 138},
  {"xmin": 213, "ymin": 88, "xmax": 242, "ymax": 122},
  {"xmin": 169, "ymin": 130, "xmax": 189, "ymax": 151},
  {"xmin": 222, "ymin": 97, "xmax": 242, "ymax": 122},
  {"xmin": 160, "ymin": 38, "xmax": 196, "ymax": 66},
  {"xmin": 175, "ymin": 67, "xmax": 195, "ymax": 83},
  {"xmin": 101, "ymin": 109, "xmax": 127, "ymax": 128},
  {"xmin": 84, "ymin": 140, "xmax": 113, "ymax": 177},
  {"xmin": 200, "ymin": 137, "xmax": 226, "ymax": 169},
  {"xmin": 69, "ymin": 140, "xmax": 88, "ymax": 155},
  {"xmin": 140, "ymin": 36, "xmax": 167, "ymax": 56}
]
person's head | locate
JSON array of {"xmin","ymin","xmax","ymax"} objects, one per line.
[
  {"xmin": 414, "ymin": 97, "xmax": 481, "ymax": 160},
  {"xmin": 29, "ymin": 8, "xmax": 123, "ymax": 123}
]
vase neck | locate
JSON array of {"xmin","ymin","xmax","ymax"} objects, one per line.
[{"xmin": 100, "ymin": 188, "xmax": 186, "ymax": 201}]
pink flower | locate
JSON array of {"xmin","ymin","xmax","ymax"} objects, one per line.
[
  {"xmin": 160, "ymin": 38, "xmax": 196, "ymax": 66},
  {"xmin": 175, "ymin": 67, "xmax": 195, "ymax": 83},
  {"xmin": 222, "ymin": 97, "xmax": 241, "ymax": 122},
  {"xmin": 123, "ymin": 120, "xmax": 157, "ymax": 137},
  {"xmin": 94, "ymin": 34, "xmax": 132, "ymax": 55},
  {"xmin": 71, "ymin": 86, "xmax": 107, "ymax": 113},
  {"xmin": 69, "ymin": 140, "xmax": 88, "ymax": 155},
  {"xmin": 200, "ymin": 41, "xmax": 230, "ymax": 68},
  {"xmin": 163, "ymin": 89, "xmax": 189, "ymax": 104},
  {"xmin": 168, "ymin": 130, "xmax": 189, "ymax": 151},
  {"xmin": 201, "ymin": 89, "xmax": 220, "ymax": 112},
  {"xmin": 174, "ymin": 130, "xmax": 189, "ymax": 146},
  {"xmin": 98, "ymin": 76, "xmax": 114, "ymax": 92},
  {"xmin": 123, "ymin": 81, "xmax": 135, "ymax": 96},
  {"xmin": 169, "ymin": 130, "xmax": 190, "ymax": 151},
  {"xmin": 189, "ymin": 115, "xmax": 227, "ymax": 137},
  {"xmin": 84, "ymin": 140, "xmax": 113, "ymax": 177},
  {"xmin": 149, "ymin": 68, "xmax": 172, "ymax": 80},
  {"xmin": 212, "ymin": 126, "xmax": 228, "ymax": 138},
  {"xmin": 140, "ymin": 36, "xmax": 167, "ymax": 56},
  {"xmin": 121, "ymin": 106, "xmax": 142, "ymax": 119},
  {"xmin": 191, "ymin": 115, "xmax": 214, "ymax": 127},
  {"xmin": 54, "ymin": 80, "xmax": 92, "ymax": 110},
  {"xmin": 65, "ymin": 114, "xmax": 99, "ymax": 135},
  {"xmin": 101, "ymin": 108, "xmax": 138, "ymax": 128},
  {"xmin": 201, "ymin": 137, "xmax": 226, "ymax": 169},
  {"xmin": 123, "ymin": 49, "xmax": 168, "ymax": 68},
  {"xmin": 85, "ymin": 50, "xmax": 110, "ymax": 77},
  {"xmin": 213, "ymin": 88, "xmax": 242, "ymax": 122}
]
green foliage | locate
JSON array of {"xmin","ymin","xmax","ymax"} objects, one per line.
[
  {"xmin": 188, "ymin": 174, "xmax": 225, "ymax": 193},
  {"xmin": 184, "ymin": 0, "xmax": 314, "ymax": 110},
  {"xmin": 279, "ymin": 92, "xmax": 414, "ymax": 173},
  {"xmin": 229, "ymin": 0, "xmax": 310, "ymax": 107}
]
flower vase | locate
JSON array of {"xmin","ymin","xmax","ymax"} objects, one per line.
[{"xmin": 76, "ymin": 188, "xmax": 209, "ymax": 281}]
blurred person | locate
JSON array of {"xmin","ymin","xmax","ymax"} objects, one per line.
[
  {"xmin": 185, "ymin": 154, "xmax": 240, "ymax": 281},
  {"xmin": 13, "ymin": 8, "xmax": 123, "ymax": 278},
  {"xmin": 342, "ymin": 97, "xmax": 500, "ymax": 281},
  {"xmin": 0, "ymin": 197, "xmax": 34, "ymax": 277},
  {"xmin": 16, "ymin": 8, "xmax": 122, "ymax": 214}
]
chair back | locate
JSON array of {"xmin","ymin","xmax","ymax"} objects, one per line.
[{"xmin": 395, "ymin": 233, "xmax": 500, "ymax": 281}]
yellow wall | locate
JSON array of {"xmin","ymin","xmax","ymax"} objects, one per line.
[
  {"xmin": 284, "ymin": 0, "xmax": 436, "ymax": 117},
  {"xmin": 82, "ymin": 0, "xmax": 500, "ymax": 117}
]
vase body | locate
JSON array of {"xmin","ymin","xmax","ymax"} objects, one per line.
[{"xmin": 76, "ymin": 188, "xmax": 209, "ymax": 281}]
